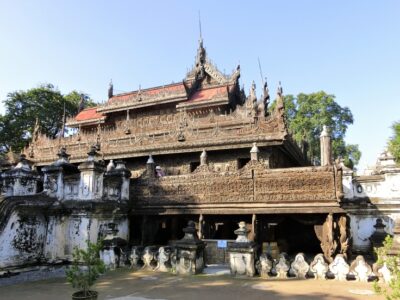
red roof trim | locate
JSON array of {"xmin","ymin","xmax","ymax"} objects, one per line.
[
  {"xmin": 75, "ymin": 107, "xmax": 104, "ymax": 121},
  {"xmin": 108, "ymin": 82, "xmax": 186, "ymax": 104}
]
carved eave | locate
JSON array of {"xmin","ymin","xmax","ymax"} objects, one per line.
[
  {"xmin": 177, "ymin": 97, "xmax": 229, "ymax": 111},
  {"xmin": 186, "ymin": 61, "xmax": 231, "ymax": 84},
  {"xmin": 66, "ymin": 117, "xmax": 106, "ymax": 128}
]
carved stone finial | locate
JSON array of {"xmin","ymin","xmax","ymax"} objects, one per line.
[
  {"xmin": 291, "ymin": 253, "xmax": 310, "ymax": 279},
  {"xmin": 321, "ymin": 125, "xmax": 329, "ymax": 137},
  {"xmin": 106, "ymin": 160, "xmax": 115, "ymax": 172},
  {"xmin": 87, "ymin": 145, "xmax": 97, "ymax": 162},
  {"xmin": 108, "ymin": 79, "xmax": 113, "ymax": 99},
  {"xmin": 329, "ymin": 254, "xmax": 349, "ymax": 281},
  {"xmin": 57, "ymin": 147, "xmax": 70, "ymax": 163},
  {"xmin": 146, "ymin": 155, "xmax": 155, "ymax": 178},
  {"xmin": 115, "ymin": 160, "xmax": 127, "ymax": 170},
  {"xmin": 369, "ymin": 218, "xmax": 387, "ymax": 251},
  {"xmin": 200, "ymin": 149, "xmax": 207, "ymax": 166},
  {"xmin": 147, "ymin": 155, "xmax": 154, "ymax": 164},
  {"xmin": 250, "ymin": 143, "xmax": 259, "ymax": 161},
  {"xmin": 234, "ymin": 221, "xmax": 249, "ymax": 243},
  {"xmin": 275, "ymin": 254, "xmax": 290, "ymax": 278},
  {"xmin": 349, "ymin": 255, "xmax": 372, "ymax": 282},
  {"xmin": 15, "ymin": 154, "xmax": 31, "ymax": 171},
  {"xmin": 310, "ymin": 254, "xmax": 328, "ymax": 280}
]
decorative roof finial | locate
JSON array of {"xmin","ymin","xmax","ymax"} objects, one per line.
[
  {"xmin": 263, "ymin": 77, "xmax": 270, "ymax": 117},
  {"xmin": 277, "ymin": 81, "xmax": 283, "ymax": 96},
  {"xmin": 32, "ymin": 117, "xmax": 40, "ymax": 143},
  {"xmin": 198, "ymin": 11, "xmax": 202, "ymax": 43},
  {"xmin": 108, "ymin": 79, "xmax": 113, "ymax": 99}
]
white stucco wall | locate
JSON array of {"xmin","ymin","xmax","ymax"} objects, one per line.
[{"xmin": 0, "ymin": 212, "xmax": 47, "ymax": 268}]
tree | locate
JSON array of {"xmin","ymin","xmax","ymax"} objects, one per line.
[
  {"xmin": 374, "ymin": 235, "xmax": 400, "ymax": 299},
  {"xmin": 0, "ymin": 84, "xmax": 96, "ymax": 153},
  {"xmin": 66, "ymin": 240, "xmax": 106, "ymax": 299},
  {"xmin": 270, "ymin": 91, "xmax": 361, "ymax": 167},
  {"xmin": 389, "ymin": 121, "xmax": 400, "ymax": 163}
]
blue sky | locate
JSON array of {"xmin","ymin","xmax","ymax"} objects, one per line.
[{"xmin": 0, "ymin": 1, "xmax": 399, "ymax": 170}]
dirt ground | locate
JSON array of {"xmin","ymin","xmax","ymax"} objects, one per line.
[{"xmin": 0, "ymin": 268, "xmax": 383, "ymax": 300}]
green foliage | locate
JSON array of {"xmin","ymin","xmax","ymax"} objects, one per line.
[
  {"xmin": 389, "ymin": 121, "xmax": 400, "ymax": 163},
  {"xmin": 374, "ymin": 235, "xmax": 400, "ymax": 299},
  {"xmin": 269, "ymin": 91, "xmax": 361, "ymax": 167},
  {"xmin": 66, "ymin": 240, "xmax": 106, "ymax": 296},
  {"xmin": 0, "ymin": 84, "xmax": 96, "ymax": 153}
]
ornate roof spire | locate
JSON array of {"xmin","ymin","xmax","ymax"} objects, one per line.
[{"xmin": 196, "ymin": 12, "xmax": 206, "ymax": 68}]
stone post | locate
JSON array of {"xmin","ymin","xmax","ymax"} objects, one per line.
[
  {"xmin": 320, "ymin": 125, "xmax": 332, "ymax": 166},
  {"xmin": 227, "ymin": 221, "xmax": 257, "ymax": 277},
  {"xmin": 174, "ymin": 221, "xmax": 206, "ymax": 275},
  {"xmin": 146, "ymin": 155, "xmax": 155, "ymax": 178},
  {"xmin": 78, "ymin": 146, "xmax": 105, "ymax": 201},
  {"xmin": 103, "ymin": 160, "xmax": 131, "ymax": 201},
  {"xmin": 200, "ymin": 149, "xmax": 207, "ymax": 166},
  {"xmin": 250, "ymin": 143, "xmax": 259, "ymax": 161},
  {"xmin": 42, "ymin": 147, "xmax": 79, "ymax": 200},
  {"xmin": 1, "ymin": 154, "xmax": 41, "ymax": 197}
]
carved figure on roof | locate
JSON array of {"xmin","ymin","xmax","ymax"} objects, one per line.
[
  {"xmin": 108, "ymin": 80, "xmax": 113, "ymax": 99},
  {"xmin": 196, "ymin": 38, "xmax": 206, "ymax": 67},
  {"xmin": 263, "ymin": 78, "xmax": 270, "ymax": 117},
  {"xmin": 249, "ymin": 81, "xmax": 258, "ymax": 117},
  {"xmin": 78, "ymin": 94, "xmax": 85, "ymax": 113},
  {"xmin": 231, "ymin": 64, "xmax": 241, "ymax": 82}
]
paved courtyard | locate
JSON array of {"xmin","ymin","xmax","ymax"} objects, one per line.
[{"xmin": 0, "ymin": 267, "xmax": 383, "ymax": 300}]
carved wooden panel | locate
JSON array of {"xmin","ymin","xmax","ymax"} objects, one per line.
[{"xmin": 133, "ymin": 165, "xmax": 339, "ymax": 209}]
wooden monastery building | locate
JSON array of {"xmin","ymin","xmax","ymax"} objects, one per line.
[{"xmin": 1, "ymin": 38, "xmax": 398, "ymax": 271}]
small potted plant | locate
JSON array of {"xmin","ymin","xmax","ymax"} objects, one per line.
[{"xmin": 66, "ymin": 240, "xmax": 106, "ymax": 300}]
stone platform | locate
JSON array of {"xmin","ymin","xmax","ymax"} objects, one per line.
[{"xmin": 0, "ymin": 268, "xmax": 380, "ymax": 300}]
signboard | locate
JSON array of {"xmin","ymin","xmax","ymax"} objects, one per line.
[{"xmin": 217, "ymin": 240, "xmax": 227, "ymax": 248}]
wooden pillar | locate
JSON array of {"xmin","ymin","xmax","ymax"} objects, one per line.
[
  {"xmin": 198, "ymin": 214, "xmax": 204, "ymax": 239},
  {"xmin": 171, "ymin": 216, "xmax": 178, "ymax": 240},
  {"xmin": 251, "ymin": 214, "xmax": 257, "ymax": 242},
  {"xmin": 141, "ymin": 215, "xmax": 148, "ymax": 246}
]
